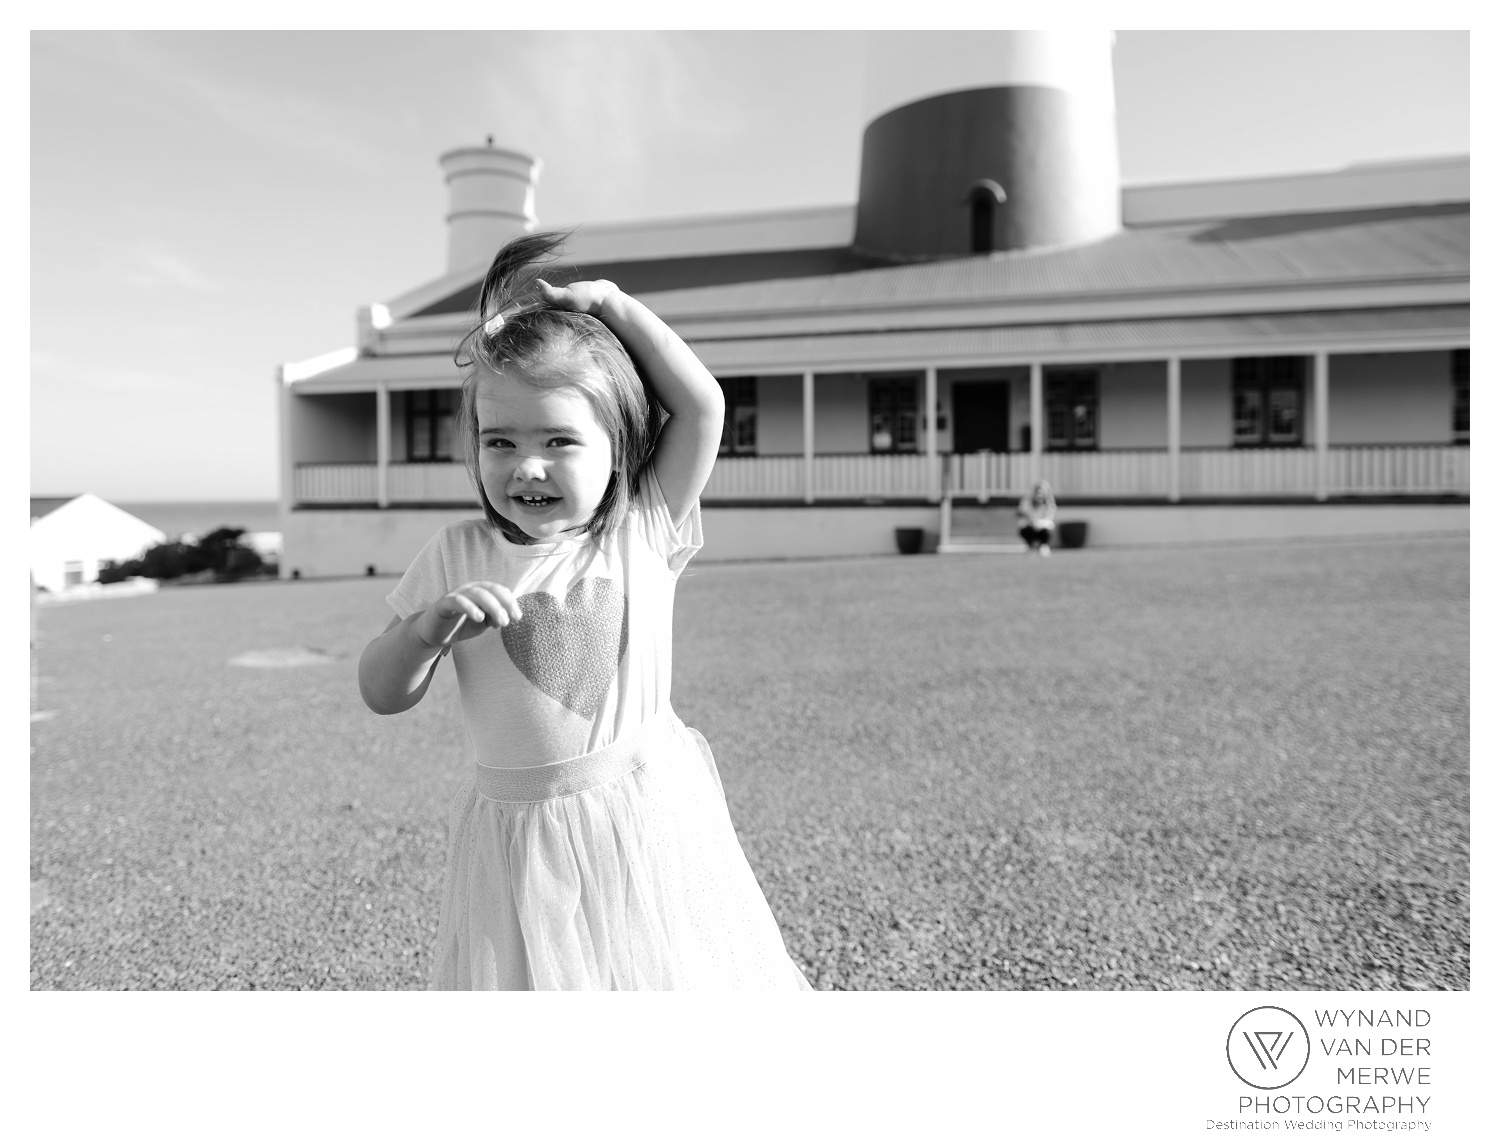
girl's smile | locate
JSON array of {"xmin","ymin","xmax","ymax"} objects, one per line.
[{"xmin": 475, "ymin": 365, "xmax": 616, "ymax": 542}]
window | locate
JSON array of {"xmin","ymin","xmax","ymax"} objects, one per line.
[
  {"xmin": 718, "ymin": 377, "xmax": 758, "ymax": 456},
  {"xmin": 1453, "ymin": 349, "xmax": 1469, "ymax": 445},
  {"xmin": 1232, "ymin": 357, "xmax": 1304, "ymax": 447},
  {"xmin": 869, "ymin": 376, "xmax": 919, "ymax": 452},
  {"xmin": 965, "ymin": 179, "xmax": 1006, "ymax": 255},
  {"xmin": 64, "ymin": 561, "xmax": 84, "ymax": 588},
  {"xmin": 971, "ymin": 196, "xmax": 995, "ymax": 254},
  {"xmin": 407, "ymin": 389, "xmax": 459, "ymax": 461},
  {"xmin": 1044, "ymin": 369, "xmax": 1099, "ymax": 451}
]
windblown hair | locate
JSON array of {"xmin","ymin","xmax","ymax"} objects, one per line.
[{"xmin": 452, "ymin": 232, "xmax": 663, "ymax": 541}]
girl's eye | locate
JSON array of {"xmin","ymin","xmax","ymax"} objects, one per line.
[
  {"xmin": 548, "ymin": 437, "xmax": 576, "ymax": 448},
  {"xmin": 484, "ymin": 438, "xmax": 513, "ymax": 449}
]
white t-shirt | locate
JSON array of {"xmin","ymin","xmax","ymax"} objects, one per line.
[{"xmin": 387, "ymin": 467, "xmax": 703, "ymax": 767}]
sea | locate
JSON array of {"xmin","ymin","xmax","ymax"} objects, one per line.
[{"xmin": 114, "ymin": 500, "xmax": 283, "ymax": 539}]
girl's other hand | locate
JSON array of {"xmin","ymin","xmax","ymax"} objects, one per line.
[
  {"xmin": 416, "ymin": 581, "xmax": 523, "ymax": 649},
  {"xmin": 537, "ymin": 278, "xmax": 622, "ymax": 319}
]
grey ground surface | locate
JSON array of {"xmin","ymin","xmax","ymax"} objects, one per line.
[{"xmin": 30, "ymin": 535, "xmax": 1469, "ymax": 990}]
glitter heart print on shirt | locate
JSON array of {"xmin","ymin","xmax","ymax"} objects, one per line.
[{"xmin": 501, "ymin": 578, "xmax": 628, "ymax": 719}]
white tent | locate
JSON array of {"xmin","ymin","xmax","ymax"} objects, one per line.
[{"xmin": 30, "ymin": 494, "xmax": 166, "ymax": 592}]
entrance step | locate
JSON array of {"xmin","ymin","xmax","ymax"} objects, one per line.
[
  {"xmin": 938, "ymin": 540, "xmax": 1029, "ymax": 554},
  {"xmin": 946, "ymin": 503, "xmax": 1023, "ymax": 543}
]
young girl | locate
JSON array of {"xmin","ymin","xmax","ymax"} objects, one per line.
[
  {"xmin": 358, "ymin": 232, "xmax": 811, "ymax": 991},
  {"xmin": 1016, "ymin": 479, "xmax": 1057, "ymax": 556}
]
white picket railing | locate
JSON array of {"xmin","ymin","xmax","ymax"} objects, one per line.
[
  {"xmin": 1179, "ymin": 448, "xmax": 1316, "ymax": 496},
  {"xmin": 294, "ymin": 445, "xmax": 1468, "ymax": 506},
  {"xmin": 1325, "ymin": 445, "xmax": 1469, "ymax": 496},
  {"xmin": 386, "ymin": 462, "xmax": 479, "ymax": 503},
  {"xmin": 952, "ymin": 446, "xmax": 1469, "ymax": 498},
  {"xmin": 703, "ymin": 456, "xmax": 805, "ymax": 500},
  {"xmin": 293, "ymin": 463, "xmax": 379, "ymax": 503},
  {"xmin": 816, "ymin": 453, "xmax": 934, "ymax": 498}
]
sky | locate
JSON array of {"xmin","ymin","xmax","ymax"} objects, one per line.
[{"xmin": 29, "ymin": 29, "xmax": 1470, "ymax": 502}]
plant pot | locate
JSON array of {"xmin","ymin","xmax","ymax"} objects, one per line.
[
  {"xmin": 895, "ymin": 527, "xmax": 924, "ymax": 555},
  {"xmin": 1058, "ymin": 521, "xmax": 1088, "ymax": 549}
]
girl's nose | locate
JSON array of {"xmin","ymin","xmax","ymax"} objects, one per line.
[{"xmin": 513, "ymin": 455, "xmax": 547, "ymax": 482}]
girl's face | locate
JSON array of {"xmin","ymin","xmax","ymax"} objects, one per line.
[{"xmin": 475, "ymin": 364, "xmax": 616, "ymax": 542}]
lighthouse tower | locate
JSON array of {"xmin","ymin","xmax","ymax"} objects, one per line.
[
  {"xmin": 854, "ymin": 30, "xmax": 1121, "ymax": 260},
  {"xmin": 439, "ymin": 141, "xmax": 542, "ymax": 275}
]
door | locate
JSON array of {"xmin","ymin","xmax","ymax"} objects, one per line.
[{"xmin": 951, "ymin": 381, "xmax": 1010, "ymax": 453}]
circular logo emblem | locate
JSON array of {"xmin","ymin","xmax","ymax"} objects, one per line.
[{"xmin": 1226, "ymin": 1006, "xmax": 1311, "ymax": 1089}]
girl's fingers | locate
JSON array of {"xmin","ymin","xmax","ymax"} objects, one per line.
[
  {"xmin": 440, "ymin": 583, "xmax": 522, "ymax": 635},
  {"xmin": 475, "ymin": 582, "xmax": 523, "ymax": 622},
  {"xmin": 497, "ymin": 587, "xmax": 524, "ymax": 622},
  {"xmin": 537, "ymin": 280, "xmax": 575, "ymax": 309},
  {"xmin": 539, "ymin": 279, "xmax": 617, "ymax": 316},
  {"xmin": 468, "ymin": 585, "xmax": 523, "ymax": 627},
  {"xmin": 454, "ymin": 596, "xmax": 487, "ymax": 625}
]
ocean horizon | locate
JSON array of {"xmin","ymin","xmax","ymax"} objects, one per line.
[{"xmin": 113, "ymin": 500, "xmax": 282, "ymax": 538}]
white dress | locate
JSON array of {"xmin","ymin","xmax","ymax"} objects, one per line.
[{"xmin": 387, "ymin": 468, "xmax": 811, "ymax": 990}]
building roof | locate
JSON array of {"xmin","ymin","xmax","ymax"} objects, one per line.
[
  {"xmin": 285, "ymin": 178, "xmax": 1468, "ymax": 391},
  {"xmin": 641, "ymin": 203, "xmax": 1468, "ymax": 324},
  {"xmin": 387, "ymin": 156, "xmax": 1468, "ymax": 323},
  {"xmin": 29, "ymin": 493, "xmax": 166, "ymax": 543},
  {"xmin": 399, "ymin": 201, "xmax": 1465, "ymax": 333},
  {"xmin": 30, "ymin": 496, "xmax": 77, "ymax": 520},
  {"xmin": 411, "ymin": 245, "xmax": 895, "ymax": 317},
  {"xmin": 686, "ymin": 305, "xmax": 1470, "ymax": 373}
]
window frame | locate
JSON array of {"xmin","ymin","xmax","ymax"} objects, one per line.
[
  {"xmin": 717, "ymin": 376, "xmax": 758, "ymax": 456},
  {"xmin": 868, "ymin": 375, "xmax": 920, "ymax": 454},
  {"xmin": 406, "ymin": 388, "xmax": 459, "ymax": 462},
  {"xmin": 1231, "ymin": 356, "xmax": 1306, "ymax": 448},
  {"xmin": 1043, "ymin": 368, "xmax": 1100, "ymax": 452},
  {"xmin": 1453, "ymin": 349, "xmax": 1469, "ymax": 445}
]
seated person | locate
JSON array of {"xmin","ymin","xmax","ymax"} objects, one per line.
[{"xmin": 1016, "ymin": 480, "xmax": 1057, "ymax": 556}]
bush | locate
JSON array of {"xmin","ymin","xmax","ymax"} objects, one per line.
[{"xmin": 98, "ymin": 527, "xmax": 268, "ymax": 584}]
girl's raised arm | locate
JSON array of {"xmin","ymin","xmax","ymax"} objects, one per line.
[{"xmin": 539, "ymin": 280, "xmax": 724, "ymax": 528}]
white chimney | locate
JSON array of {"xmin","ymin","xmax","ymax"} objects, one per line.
[{"xmin": 439, "ymin": 141, "xmax": 542, "ymax": 275}]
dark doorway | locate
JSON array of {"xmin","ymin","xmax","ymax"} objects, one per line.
[{"xmin": 951, "ymin": 381, "xmax": 1010, "ymax": 453}]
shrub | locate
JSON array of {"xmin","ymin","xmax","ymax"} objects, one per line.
[{"xmin": 98, "ymin": 527, "xmax": 267, "ymax": 584}]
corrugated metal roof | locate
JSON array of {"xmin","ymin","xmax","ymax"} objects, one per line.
[
  {"xmin": 643, "ymin": 204, "xmax": 1468, "ymax": 319},
  {"xmin": 410, "ymin": 246, "xmax": 892, "ymax": 318},
  {"xmin": 687, "ymin": 306, "xmax": 1469, "ymax": 372}
]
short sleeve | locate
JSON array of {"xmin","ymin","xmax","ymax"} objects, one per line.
[
  {"xmin": 634, "ymin": 464, "xmax": 703, "ymax": 577},
  {"xmin": 386, "ymin": 527, "xmax": 453, "ymax": 618}
]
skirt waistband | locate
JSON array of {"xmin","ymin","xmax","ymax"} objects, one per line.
[{"xmin": 474, "ymin": 712, "xmax": 680, "ymax": 803}]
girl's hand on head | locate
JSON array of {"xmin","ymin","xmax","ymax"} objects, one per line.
[
  {"xmin": 416, "ymin": 582, "xmax": 523, "ymax": 649},
  {"xmin": 537, "ymin": 278, "xmax": 623, "ymax": 319}
]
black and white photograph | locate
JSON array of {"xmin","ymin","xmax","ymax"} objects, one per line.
[{"xmin": 26, "ymin": 18, "xmax": 1478, "ymax": 1137}]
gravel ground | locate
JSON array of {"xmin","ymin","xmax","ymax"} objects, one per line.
[{"xmin": 30, "ymin": 535, "xmax": 1469, "ymax": 990}]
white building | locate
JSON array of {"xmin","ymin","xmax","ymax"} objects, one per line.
[
  {"xmin": 278, "ymin": 32, "xmax": 1468, "ymax": 577},
  {"xmin": 30, "ymin": 494, "xmax": 166, "ymax": 592}
]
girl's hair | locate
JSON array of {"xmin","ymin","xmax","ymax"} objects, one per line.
[
  {"xmin": 453, "ymin": 231, "xmax": 663, "ymax": 541},
  {"xmin": 1025, "ymin": 480, "xmax": 1056, "ymax": 508}
]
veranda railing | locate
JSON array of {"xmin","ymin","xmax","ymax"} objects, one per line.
[{"xmin": 292, "ymin": 445, "xmax": 1468, "ymax": 506}]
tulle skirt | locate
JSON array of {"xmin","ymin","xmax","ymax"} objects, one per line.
[{"xmin": 429, "ymin": 711, "xmax": 812, "ymax": 990}]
